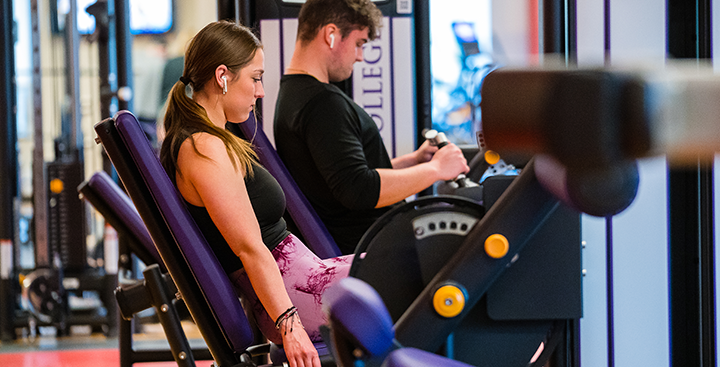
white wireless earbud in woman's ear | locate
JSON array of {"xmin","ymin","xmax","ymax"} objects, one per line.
[
  {"xmin": 221, "ymin": 75, "xmax": 227, "ymax": 94},
  {"xmin": 330, "ymin": 33, "xmax": 335, "ymax": 49}
]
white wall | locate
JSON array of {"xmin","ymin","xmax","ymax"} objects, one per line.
[
  {"xmin": 576, "ymin": 0, "xmax": 605, "ymax": 66},
  {"xmin": 492, "ymin": 0, "xmax": 532, "ymax": 66}
]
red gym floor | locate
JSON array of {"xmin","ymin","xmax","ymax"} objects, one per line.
[
  {"xmin": 0, "ymin": 322, "xmax": 212, "ymax": 367},
  {"xmin": 0, "ymin": 349, "xmax": 211, "ymax": 367},
  {"xmin": 0, "ymin": 349, "xmax": 216, "ymax": 367},
  {"xmin": 2, "ymin": 349, "xmax": 122, "ymax": 367}
]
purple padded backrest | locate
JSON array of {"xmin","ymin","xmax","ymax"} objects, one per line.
[
  {"xmin": 86, "ymin": 171, "xmax": 161, "ymax": 264},
  {"xmin": 237, "ymin": 115, "xmax": 341, "ymax": 258},
  {"xmin": 113, "ymin": 111, "xmax": 255, "ymax": 353}
]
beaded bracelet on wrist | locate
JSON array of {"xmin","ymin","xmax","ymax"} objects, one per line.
[{"xmin": 275, "ymin": 306, "xmax": 299, "ymax": 334}]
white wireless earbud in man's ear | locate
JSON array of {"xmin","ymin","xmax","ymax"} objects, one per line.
[
  {"xmin": 330, "ymin": 33, "xmax": 335, "ymax": 49},
  {"xmin": 221, "ymin": 75, "xmax": 227, "ymax": 95}
]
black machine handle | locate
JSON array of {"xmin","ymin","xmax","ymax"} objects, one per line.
[{"xmin": 424, "ymin": 129, "xmax": 478, "ymax": 188}]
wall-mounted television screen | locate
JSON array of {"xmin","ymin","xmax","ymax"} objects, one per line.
[{"xmin": 55, "ymin": 0, "xmax": 173, "ymax": 35}]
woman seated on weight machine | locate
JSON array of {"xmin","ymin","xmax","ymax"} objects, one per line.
[{"xmin": 160, "ymin": 20, "xmax": 351, "ymax": 367}]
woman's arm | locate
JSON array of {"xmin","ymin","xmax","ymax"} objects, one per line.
[{"xmin": 176, "ymin": 133, "xmax": 320, "ymax": 367}]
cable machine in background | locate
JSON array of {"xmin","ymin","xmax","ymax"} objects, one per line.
[{"xmin": 5, "ymin": 0, "xmax": 131, "ymax": 340}]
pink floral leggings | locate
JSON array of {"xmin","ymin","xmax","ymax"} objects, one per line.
[{"xmin": 230, "ymin": 234, "xmax": 353, "ymax": 343}]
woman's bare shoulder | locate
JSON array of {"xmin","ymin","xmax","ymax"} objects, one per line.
[{"xmin": 179, "ymin": 132, "xmax": 228, "ymax": 159}]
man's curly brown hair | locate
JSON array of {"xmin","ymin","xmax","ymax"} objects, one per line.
[{"xmin": 297, "ymin": 0, "xmax": 383, "ymax": 44}]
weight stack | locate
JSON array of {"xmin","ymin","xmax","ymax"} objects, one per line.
[{"xmin": 47, "ymin": 160, "xmax": 86, "ymax": 272}]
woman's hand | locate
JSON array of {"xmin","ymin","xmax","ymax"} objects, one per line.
[{"xmin": 280, "ymin": 317, "xmax": 321, "ymax": 367}]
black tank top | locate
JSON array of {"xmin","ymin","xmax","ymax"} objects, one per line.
[{"xmin": 185, "ymin": 164, "xmax": 290, "ymax": 274}]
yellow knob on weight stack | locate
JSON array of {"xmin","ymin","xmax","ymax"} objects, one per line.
[{"xmin": 50, "ymin": 178, "xmax": 64, "ymax": 194}]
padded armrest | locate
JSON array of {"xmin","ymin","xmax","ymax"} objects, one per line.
[{"xmin": 79, "ymin": 171, "xmax": 162, "ymax": 270}]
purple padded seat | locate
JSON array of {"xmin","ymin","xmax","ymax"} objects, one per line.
[
  {"xmin": 234, "ymin": 114, "xmax": 341, "ymax": 259},
  {"xmin": 80, "ymin": 170, "xmax": 163, "ymax": 269},
  {"xmin": 324, "ymin": 277, "xmax": 473, "ymax": 367},
  {"xmin": 112, "ymin": 110, "xmax": 255, "ymax": 354}
]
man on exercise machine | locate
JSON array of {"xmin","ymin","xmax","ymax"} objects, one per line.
[{"xmin": 274, "ymin": 0, "xmax": 469, "ymax": 254}]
